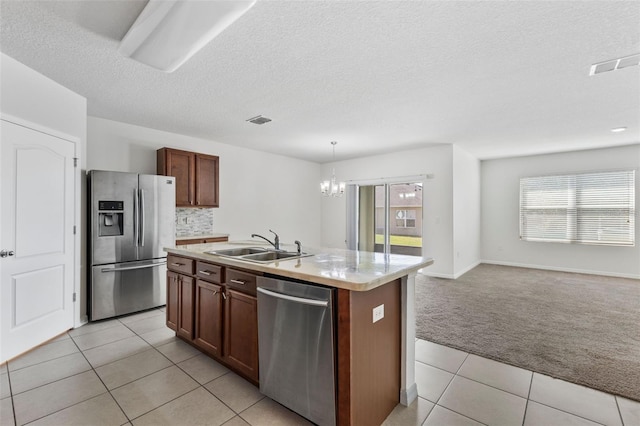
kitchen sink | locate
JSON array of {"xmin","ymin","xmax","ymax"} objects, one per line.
[
  {"xmin": 205, "ymin": 247, "xmax": 312, "ymax": 264},
  {"xmin": 206, "ymin": 247, "xmax": 268, "ymax": 257},
  {"xmin": 241, "ymin": 251, "xmax": 301, "ymax": 262}
]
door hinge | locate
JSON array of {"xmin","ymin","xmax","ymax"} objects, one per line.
[
  {"xmin": 73, "ymin": 157, "xmax": 78, "ymax": 167},
  {"xmin": 73, "ymin": 293, "xmax": 76, "ymax": 302}
]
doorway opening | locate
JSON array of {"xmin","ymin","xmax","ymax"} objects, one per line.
[{"xmin": 348, "ymin": 181, "xmax": 423, "ymax": 256}]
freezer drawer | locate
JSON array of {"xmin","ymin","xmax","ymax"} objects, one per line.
[
  {"xmin": 90, "ymin": 259, "xmax": 167, "ymax": 321},
  {"xmin": 257, "ymin": 276, "xmax": 336, "ymax": 426}
]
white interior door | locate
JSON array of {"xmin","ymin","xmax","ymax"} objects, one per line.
[{"xmin": 1, "ymin": 119, "xmax": 75, "ymax": 363}]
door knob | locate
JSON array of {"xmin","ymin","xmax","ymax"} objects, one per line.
[{"xmin": 0, "ymin": 250, "xmax": 15, "ymax": 258}]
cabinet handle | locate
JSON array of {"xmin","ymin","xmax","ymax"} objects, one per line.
[
  {"xmin": 171, "ymin": 262, "xmax": 184, "ymax": 267},
  {"xmin": 222, "ymin": 292, "xmax": 227, "ymax": 300},
  {"xmin": 230, "ymin": 279, "xmax": 246, "ymax": 286},
  {"xmin": 199, "ymin": 270, "xmax": 213, "ymax": 276}
]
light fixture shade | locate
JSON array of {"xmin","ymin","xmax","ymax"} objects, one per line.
[
  {"xmin": 321, "ymin": 171, "xmax": 345, "ymax": 197},
  {"xmin": 321, "ymin": 141, "xmax": 345, "ymax": 197},
  {"xmin": 320, "ymin": 180, "xmax": 331, "ymax": 195},
  {"xmin": 118, "ymin": 0, "xmax": 256, "ymax": 72}
]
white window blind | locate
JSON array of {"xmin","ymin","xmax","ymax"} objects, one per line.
[{"xmin": 519, "ymin": 170, "xmax": 635, "ymax": 246}]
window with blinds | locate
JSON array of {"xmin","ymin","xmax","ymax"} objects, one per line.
[{"xmin": 519, "ymin": 170, "xmax": 635, "ymax": 246}]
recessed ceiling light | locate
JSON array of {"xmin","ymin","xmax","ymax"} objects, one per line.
[{"xmin": 611, "ymin": 127, "xmax": 627, "ymax": 133}]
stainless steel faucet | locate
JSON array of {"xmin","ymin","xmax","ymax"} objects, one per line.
[
  {"xmin": 251, "ymin": 229, "xmax": 280, "ymax": 250},
  {"xmin": 294, "ymin": 240, "xmax": 302, "ymax": 255}
]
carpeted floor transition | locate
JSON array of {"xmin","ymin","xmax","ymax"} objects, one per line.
[{"xmin": 415, "ymin": 264, "xmax": 640, "ymax": 402}]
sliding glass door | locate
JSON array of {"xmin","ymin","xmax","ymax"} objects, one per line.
[{"xmin": 348, "ymin": 181, "xmax": 423, "ymax": 256}]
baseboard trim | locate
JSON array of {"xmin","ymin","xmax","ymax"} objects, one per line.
[
  {"xmin": 420, "ymin": 271, "xmax": 455, "ymax": 279},
  {"xmin": 453, "ymin": 261, "xmax": 481, "ymax": 279},
  {"xmin": 400, "ymin": 383, "xmax": 418, "ymax": 406},
  {"xmin": 481, "ymin": 260, "xmax": 640, "ymax": 280},
  {"xmin": 419, "ymin": 261, "xmax": 482, "ymax": 280}
]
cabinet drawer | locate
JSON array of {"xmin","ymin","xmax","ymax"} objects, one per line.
[
  {"xmin": 226, "ymin": 268, "xmax": 258, "ymax": 296},
  {"xmin": 167, "ymin": 255, "xmax": 194, "ymax": 275},
  {"xmin": 196, "ymin": 261, "xmax": 223, "ymax": 284}
]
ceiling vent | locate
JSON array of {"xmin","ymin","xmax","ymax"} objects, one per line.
[
  {"xmin": 246, "ymin": 115, "xmax": 272, "ymax": 125},
  {"xmin": 590, "ymin": 54, "xmax": 640, "ymax": 76}
]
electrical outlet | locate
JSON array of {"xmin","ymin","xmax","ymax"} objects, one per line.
[{"xmin": 373, "ymin": 304, "xmax": 384, "ymax": 323}]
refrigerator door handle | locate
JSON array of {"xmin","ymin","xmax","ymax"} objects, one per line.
[
  {"xmin": 133, "ymin": 188, "xmax": 139, "ymax": 247},
  {"xmin": 139, "ymin": 188, "xmax": 145, "ymax": 247},
  {"xmin": 101, "ymin": 260, "xmax": 167, "ymax": 273}
]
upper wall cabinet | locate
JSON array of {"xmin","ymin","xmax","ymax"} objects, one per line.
[{"xmin": 157, "ymin": 147, "xmax": 219, "ymax": 208}]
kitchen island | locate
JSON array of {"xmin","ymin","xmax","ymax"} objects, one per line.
[{"xmin": 165, "ymin": 241, "xmax": 433, "ymax": 425}]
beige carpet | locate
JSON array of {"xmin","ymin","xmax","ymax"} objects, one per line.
[{"xmin": 415, "ymin": 264, "xmax": 640, "ymax": 402}]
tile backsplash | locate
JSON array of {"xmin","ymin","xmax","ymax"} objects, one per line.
[{"xmin": 176, "ymin": 208, "xmax": 214, "ymax": 237}]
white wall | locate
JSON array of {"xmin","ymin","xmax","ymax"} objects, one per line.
[
  {"xmin": 481, "ymin": 144, "xmax": 640, "ymax": 279},
  {"xmin": 320, "ymin": 144, "xmax": 455, "ymax": 277},
  {"xmin": 1, "ymin": 52, "xmax": 87, "ymax": 325},
  {"xmin": 87, "ymin": 117, "xmax": 322, "ymax": 247},
  {"xmin": 0, "ymin": 54, "xmax": 87, "ymax": 140},
  {"xmin": 453, "ymin": 145, "xmax": 481, "ymax": 277}
]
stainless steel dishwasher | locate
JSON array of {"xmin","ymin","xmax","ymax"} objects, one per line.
[{"xmin": 257, "ymin": 276, "xmax": 336, "ymax": 426}]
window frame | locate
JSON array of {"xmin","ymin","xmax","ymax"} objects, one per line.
[
  {"xmin": 395, "ymin": 209, "xmax": 416, "ymax": 228},
  {"xmin": 519, "ymin": 169, "xmax": 635, "ymax": 247}
]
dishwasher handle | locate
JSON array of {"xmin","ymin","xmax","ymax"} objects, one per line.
[{"xmin": 257, "ymin": 287, "xmax": 329, "ymax": 307}]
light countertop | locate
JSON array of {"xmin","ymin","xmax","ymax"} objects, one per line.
[{"xmin": 165, "ymin": 241, "xmax": 434, "ymax": 291}]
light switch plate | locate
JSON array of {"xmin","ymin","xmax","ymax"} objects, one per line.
[{"xmin": 373, "ymin": 304, "xmax": 384, "ymax": 323}]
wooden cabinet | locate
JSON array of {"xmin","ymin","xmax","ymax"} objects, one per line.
[
  {"xmin": 194, "ymin": 280, "xmax": 224, "ymax": 357},
  {"xmin": 223, "ymin": 267, "xmax": 259, "ymax": 382},
  {"xmin": 166, "ymin": 271, "xmax": 179, "ymax": 331},
  {"xmin": 157, "ymin": 147, "xmax": 219, "ymax": 208},
  {"xmin": 158, "ymin": 148, "xmax": 194, "ymax": 206},
  {"xmin": 194, "ymin": 154, "xmax": 219, "ymax": 207},
  {"xmin": 226, "ymin": 268, "xmax": 257, "ymax": 296},
  {"xmin": 167, "ymin": 255, "xmax": 195, "ymax": 340},
  {"xmin": 224, "ymin": 288, "xmax": 259, "ymax": 382},
  {"xmin": 166, "ymin": 255, "xmax": 259, "ymax": 383},
  {"xmin": 177, "ymin": 275, "xmax": 195, "ymax": 340},
  {"xmin": 194, "ymin": 260, "xmax": 224, "ymax": 356}
]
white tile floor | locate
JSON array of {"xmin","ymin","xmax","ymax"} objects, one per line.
[{"xmin": 1, "ymin": 308, "xmax": 639, "ymax": 426}]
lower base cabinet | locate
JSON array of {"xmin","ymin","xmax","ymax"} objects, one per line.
[
  {"xmin": 166, "ymin": 268, "xmax": 195, "ymax": 340},
  {"xmin": 177, "ymin": 275, "xmax": 195, "ymax": 340},
  {"xmin": 194, "ymin": 280, "xmax": 223, "ymax": 357},
  {"xmin": 166, "ymin": 257, "xmax": 259, "ymax": 384},
  {"xmin": 224, "ymin": 289, "xmax": 259, "ymax": 382},
  {"xmin": 166, "ymin": 271, "xmax": 179, "ymax": 331}
]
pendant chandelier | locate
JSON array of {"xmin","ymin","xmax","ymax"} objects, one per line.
[{"xmin": 320, "ymin": 141, "xmax": 346, "ymax": 197}]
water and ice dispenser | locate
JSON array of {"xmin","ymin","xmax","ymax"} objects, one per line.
[{"xmin": 98, "ymin": 200, "xmax": 124, "ymax": 237}]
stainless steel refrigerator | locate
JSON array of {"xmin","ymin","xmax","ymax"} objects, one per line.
[{"xmin": 88, "ymin": 170, "xmax": 175, "ymax": 321}]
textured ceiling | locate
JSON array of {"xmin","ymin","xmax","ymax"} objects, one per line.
[{"xmin": 1, "ymin": 1, "xmax": 638, "ymax": 163}]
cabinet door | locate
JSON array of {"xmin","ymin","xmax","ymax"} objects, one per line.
[
  {"xmin": 162, "ymin": 149, "xmax": 194, "ymax": 206},
  {"xmin": 177, "ymin": 275, "xmax": 195, "ymax": 340},
  {"xmin": 224, "ymin": 289, "xmax": 258, "ymax": 382},
  {"xmin": 166, "ymin": 271, "xmax": 179, "ymax": 331},
  {"xmin": 195, "ymin": 154, "xmax": 219, "ymax": 207},
  {"xmin": 194, "ymin": 280, "xmax": 223, "ymax": 357}
]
